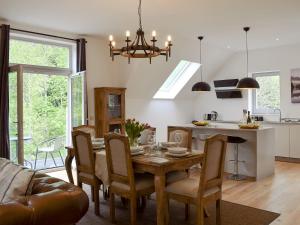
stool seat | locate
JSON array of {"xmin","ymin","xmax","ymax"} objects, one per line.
[{"xmin": 228, "ymin": 136, "xmax": 246, "ymax": 144}]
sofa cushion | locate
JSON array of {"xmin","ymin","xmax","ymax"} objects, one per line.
[{"xmin": 0, "ymin": 158, "xmax": 35, "ymax": 203}]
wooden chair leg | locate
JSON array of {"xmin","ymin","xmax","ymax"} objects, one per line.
[
  {"xmin": 141, "ymin": 196, "xmax": 147, "ymax": 209},
  {"xmin": 91, "ymin": 186, "xmax": 95, "ymax": 202},
  {"xmin": 110, "ymin": 192, "xmax": 116, "ymax": 223},
  {"xmin": 130, "ymin": 196, "xmax": 137, "ymax": 225},
  {"xmin": 94, "ymin": 185, "xmax": 100, "ymax": 216},
  {"xmin": 204, "ymin": 207, "xmax": 210, "ymax": 217},
  {"xmin": 196, "ymin": 204, "xmax": 204, "ymax": 225},
  {"xmin": 185, "ymin": 203, "xmax": 190, "ymax": 220},
  {"xmin": 165, "ymin": 198, "xmax": 170, "ymax": 225},
  {"xmin": 216, "ymin": 199, "xmax": 221, "ymax": 225}
]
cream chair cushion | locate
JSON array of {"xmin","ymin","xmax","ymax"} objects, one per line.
[
  {"xmin": 111, "ymin": 173, "xmax": 154, "ymax": 191},
  {"xmin": 165, "ymin": 177, "xmax": 220, "ymax": 198},
  {"xmin": 166, "ymin": 171, "xmax": 188, "ymax": 184}
]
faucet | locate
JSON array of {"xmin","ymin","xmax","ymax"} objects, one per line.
[{"xmin": 274, "ymin": 108, "xmax": 282, "ymax": 122}]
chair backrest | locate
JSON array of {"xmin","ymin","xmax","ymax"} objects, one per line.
[
  {"xmin": 139, "ymin": 127, "xmax": 156, "ymax": 145},
  {"xmin": 104, "ymin": 133, "xmax": 135, "ymax": 190},
  {"xmin": 72, "ymin": 130, "xmax": 95, "ymax": 175},
  {"xmin": 168, "ymin": 126, "xmax": 192, "ymax": 150},
  {"xmin": 198, "ymin": 134, "xmax": 227, "ymax": 198},
  {"xmin": 73, "ymin": 125, "xmax": 96, "ymax": 139}
]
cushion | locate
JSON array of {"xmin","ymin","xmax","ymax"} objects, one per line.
[
  {"xmin": 0, "ymin": 158, "xmax": 35, "ymax": 203},
  {"xmin": 165, "ymin": 177, "xmax": 220, "ymax": 198},
  {"xmin": 166, "ymin": 170, "xmax": 188, "ymax": 184},
  {"xmin": 111, "ymin": 173, "xmax": 154, "ymax": 191}
]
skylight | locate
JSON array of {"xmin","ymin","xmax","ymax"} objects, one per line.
[{"xmin": 153, "ymin": 60, "xmax": 200, "ymax": 99}]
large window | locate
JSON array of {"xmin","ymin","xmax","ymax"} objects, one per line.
[
  {"xmin": 8, "ymin": 32, "xmax": 84, "ymax": 170},
  {"xmin": 153, "ymin": 60, "xmax": 200, "ymax": 99},
  {"xmin": 252, "ymin": 71, "xmax": 280, "ymax": 114}
]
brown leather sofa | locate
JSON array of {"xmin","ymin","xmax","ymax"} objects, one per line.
[{"xmin": 0, "ymin": 172, "xmax": 89, "ymax": 225}]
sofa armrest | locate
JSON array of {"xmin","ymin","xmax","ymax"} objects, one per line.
[
  {"xmin": 0, "ymin": 202, "xmax": 32, "ymax": 225},
  {"xmin": 27, "ymin": 187, "xmax": 89, "ymax": 225}
]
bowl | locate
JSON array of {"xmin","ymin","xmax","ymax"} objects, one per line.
[
  {"xmin": 161, "ymin": 142, "xmax": 178, "ymax": 148},
  {"xmin": 193, "ymin": 121, "xmax": 209, "ymax": 126},
  {"xmin": 238, "ymin": 123, "xmax": 260, "ymax": 129}
]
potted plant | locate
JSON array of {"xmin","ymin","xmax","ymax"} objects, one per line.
[{"xmin": 125, "ymin": 119, "xmax": 150, "ymax": 146}]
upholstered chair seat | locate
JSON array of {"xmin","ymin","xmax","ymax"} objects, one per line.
[{"xmin": 166, "ymin": 177, "xmax": 221, "ymax": 198}]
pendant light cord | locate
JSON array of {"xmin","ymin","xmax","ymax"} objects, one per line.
[
  {"xmin": 245, "ymin": 28, "xmax": 249, "ymax": 77},
  {"xmin": 199, "ymin": 37, "xmax": 203, "ymax": 82},
  {"xmin": 138, "ymin": 0, "xmax": 143, "ymax": 30}
]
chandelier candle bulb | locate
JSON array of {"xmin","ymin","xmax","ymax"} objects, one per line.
[
  {"xmin": 109, "ymin": 35, "xmax": 113, "ymax": 42},
  {"xmin": 111, "ymin": 41, "xmax": 116, "ymax": 47},
  {"xmin": 167, "ymin": 35, "xmax": 172, "ymax": 42},
  {"xmin": 165, "ymin": 41, "xmax": 169, "ymax": 47},
  {"xmin": 126, "ymin": 30, "xmax": 130, "ymax": 37},
  {"xmin": 152, "ymin": 30, "xmax": 157, "ymax": 37}
]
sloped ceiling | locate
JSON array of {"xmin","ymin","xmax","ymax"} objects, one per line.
[
  {"xmin": 1, "ymin": 0, "xmax": 300, "ymax": 99},
  {"xmin": 0, "ymin": 0, "xmax": 300, "ymax": 50}
]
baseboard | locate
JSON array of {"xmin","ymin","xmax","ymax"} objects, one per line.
[{"xmin": 275, "ymin": 156, "xmax": 300, "ymax": 163}]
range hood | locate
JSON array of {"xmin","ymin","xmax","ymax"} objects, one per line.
[{"xmin": 214, "ymin": 79, "xmax": 242, "ymax": 99}]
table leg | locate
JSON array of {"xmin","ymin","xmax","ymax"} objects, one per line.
[
  {"xmin": 155, "ymin": 174, "xmax": 166, "ymax": 225},
  {"xmin": 65, "ymin": 150, "xmax": 75, "ymax": 184}
]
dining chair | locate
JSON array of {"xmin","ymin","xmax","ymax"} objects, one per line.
[
  {"xmin": 73, "ymin": 125, "xmax": 96, "ymax": 139},
  {"xmin": 104, "ymin": 133, "xmax": 155, "ymax": 225},
  {"xmin": 72, "ymin": 130, "xmax": 103, "ymax": 216},
  {"xmin": 166, "ymin": 126, "xmax": 193, "ymax": 184},
  {"xmin": 165, "ymin": 134, "xmax": 228, "ymax": 225}
]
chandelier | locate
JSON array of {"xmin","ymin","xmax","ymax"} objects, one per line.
[{"xmin": 108, "ymin": 0, "xmax": 173, "ymax": 64}]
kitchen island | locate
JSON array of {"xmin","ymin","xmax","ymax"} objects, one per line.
[{"xmin": 171, "ymin": 123, "xmax": 275, "ymax": 180}]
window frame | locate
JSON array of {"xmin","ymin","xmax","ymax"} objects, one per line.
[{"xmin": 251, "ymin": 71, "xmax": 281, "ymax": 115}]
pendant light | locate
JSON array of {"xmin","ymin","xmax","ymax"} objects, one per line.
[
  {"xmin": 236, "ymin": 27, "xmax": 260, "ymax": 89},
  {"xmin": 192, "ymin": 36, "xmax": 211, "ymax": 92}
]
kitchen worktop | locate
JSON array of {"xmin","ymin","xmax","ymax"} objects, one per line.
[
  {"xmin": 212, "ymin": 120, "xmax": 300, "ymax": 125},
  {"xmin": 175, "ymin": 123, "xmax": 273, "ymax": 131}
]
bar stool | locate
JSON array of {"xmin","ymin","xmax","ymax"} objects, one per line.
[{"xmin": 228, "ymin": 136, "xmax": 247, "ymax": 180}]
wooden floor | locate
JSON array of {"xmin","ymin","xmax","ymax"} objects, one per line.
[{"xmin": 48, "ymin": 161, "xmax": 300, "ymax": 225}]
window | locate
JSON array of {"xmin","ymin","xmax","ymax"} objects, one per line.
[
  {"xmin": 252, "ymin": 71, "xmax": 280, "ymax": 114},
  {"xmin": 153, "ymin": 60, "xmax": 200, "ymax": 99},
  {"xmin": 10, "ymin": 36, "xmax": 72, "ymax": 69}
]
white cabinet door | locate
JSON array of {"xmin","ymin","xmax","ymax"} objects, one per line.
[
  {"xmin": 273, "ymin": 125, "xmax": 290, "ymax": 157},
  {"xmin": 289, "ymin": 125, "xmax": 300, "ymax": 158}
]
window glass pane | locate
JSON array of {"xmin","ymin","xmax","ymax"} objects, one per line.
[
  {"xmin": 71, "ymin": 74, "xmax": 84, "ymax": 127},
  {"xmin": 253, "ymin": 73, "xmax": 280, "ymax": 113},
  {"xmin": 9, "ymin": 39, "xmax": 70, "ymax": 68},
  {"xmin": 153, "ymin": 60, "xmax": 200, "ymax": 99}
]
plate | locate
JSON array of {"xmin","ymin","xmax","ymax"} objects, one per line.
[
  {"xmin": 161, "ymin": 142, "xmax": 177, "ymax": 148},
  {"xmin": 131, "ymin": 150, "xmax": 145, "ymax": 156},
  {"xmin": 167, "ymin": 147, "xmax": 187, "ymax": 154},
  {"xmin": 131, "ymin": 146, "xmax": 144, "ymax": 153},
  {"xmin": 165, "ymin": 152, "xmax": 190, "ymax": 157}
]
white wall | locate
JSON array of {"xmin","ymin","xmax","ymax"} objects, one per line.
[
  {"xmin": 195, "ymin": 43, "xmax": 300, "ymax": 121},
  {"xmin": 112, "ymin": 35, "xmax": 233, "ymax": 140}
]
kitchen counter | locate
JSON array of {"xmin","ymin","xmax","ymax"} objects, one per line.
[
  {"xmin": 212, "ymin": 120, "xmax": 300, "ymax": 125},
  {"xmin": 170, "ymin": 124, "xmax": 275, "ymax": 180}
]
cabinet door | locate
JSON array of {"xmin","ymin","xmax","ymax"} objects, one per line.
[
  {"xmin": 290, "ymin": 125, "xmax": 300, "ymax": 158},
  {"xmin": 274, "ymin": 125, "xmax": 290, "ymax": 157}
]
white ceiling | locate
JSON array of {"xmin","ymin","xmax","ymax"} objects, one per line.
[{"xmin": 0, "ymin": 0, "xmax": 300, "ymax": 50}]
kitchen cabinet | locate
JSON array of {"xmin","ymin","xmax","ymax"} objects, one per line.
[
  {"xmin": 273, "ymin": 125, "xmax": 290, "ymax": 157},
  {"xmin": 289, "ymin": 125, "xmax": 300, "ymax": 158}
]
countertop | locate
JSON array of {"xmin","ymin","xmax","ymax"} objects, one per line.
[
  {"xmin": 172, "ymin": 123, "xmax": 274, "ymax": 132},
  {"xmin": 211, "ymin": 120, "xmax": 300, "ymax": 125}
]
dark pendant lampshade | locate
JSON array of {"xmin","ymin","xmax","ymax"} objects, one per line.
[
  {"xmin": 192, "ymin": 36, "xmax": 211, "ymax": 92},
  {"xmin": 192, "ymin": 81, "xmax": 211, "ymax": 91},
  {"xmin": 237, "ymin": 27, "xmax": 260, "ymax": 89},
  {"xmin": 237, "ymin": 77, "xmax": 260, "ymax": 89}
]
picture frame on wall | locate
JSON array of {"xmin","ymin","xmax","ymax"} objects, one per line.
[{"xmin": 291, "ymin": 68, "xmax": 300, "ymax": 103}]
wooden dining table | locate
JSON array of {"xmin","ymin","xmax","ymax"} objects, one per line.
[{"xmin": 65, "ymin": 146, "xmax": 204, "ymax": 225}]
